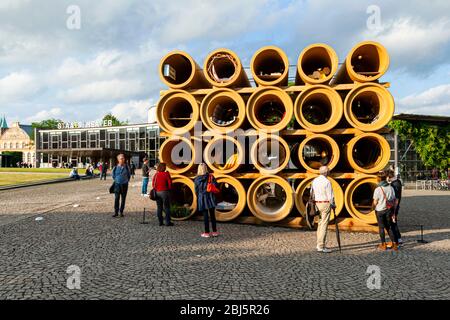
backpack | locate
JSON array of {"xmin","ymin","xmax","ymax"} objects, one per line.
[{"xmin": 380, "ymin": 186, "xmax": 395, "ymax": 209}]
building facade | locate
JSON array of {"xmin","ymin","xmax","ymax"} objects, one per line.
[{"xmin": 0, "ymin": 117, "xmax": 36, "ymax": 167}]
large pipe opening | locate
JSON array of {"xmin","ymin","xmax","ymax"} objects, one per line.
[
  {"xmin": 200, "ymin": 89, "xmax": 246, "ymax": 133},
  {"xmin": 204, "ymin": 136, "xmax": 244, "ymax": 174},
  {"xmin": 297, "ymin": 44, "xmax": 338, "ymax": 84},
  {"xmin": 159, "ymin": 137, "xmax": 195, "ymax": 174},
  {"xmin": 247, "ymin": 87, "xmax": 293, "ymax": 131},
  {"xmin": 299, "ymin": 135, "xmax": 339, "ymax": 173},
  {"xmin": 251, "ymin": 46, "xmax": 289, "ymax": 86},
  {"xmin": 347, "ymin": 133, "xmax": 390, "ymax": 173},
  {"xmin": 214, "ymin": 175, "xmax": 246, "ymax": 221},
  {"xmin": 247, "ymin": 175, "xmax": 294, "ymax": 222},
  {"xmin": 344, "ymin": 83, "xmax": 394, "ymax": 131},
  {"xmin": 251, "ymin": 135, "xmax": 290, "ymax": 174},
  {"xmin": 169, "ymin": 176, "xmax": 196, "ymax": 220},
  {"xmin": 302, "ymin": 94, "xmax": 332, "ymax": 125},
  {"xmin": 345, "ymin": 176, "xmax": 378, "ymax": 224},
  {"xmin": 203, "ymin": 49, "xmax": 249, "ymax": 88},
  {"xmin": 156, "ymin": 90, "xmax": 199, "ymax": 134}
]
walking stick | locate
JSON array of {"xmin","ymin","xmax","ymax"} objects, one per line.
[{"xmin": 333, "ymin": 208, "xmax": 342, "ymax": 253}]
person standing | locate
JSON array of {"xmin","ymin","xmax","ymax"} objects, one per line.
[
  {"xmin": 112, "ymin": 154, "xmax": 131, "ymax": 218},
  {"xmin": 372, "ymin": 171, "xmax": 398, "ymax": 251},
  {"xmin": 141, "ymin": 157, "xmax": 150, "ymax": 197},
  {"xmin": 194, "ymin": 163, "xmax": 219, "ymax": 238},
  {"xmin": 311, "ymin": 166, "xmax": 335, "ymax": 253},
  {"xmin": 130, "ymin": 161, "xmax": 136, "ymax": 179},
  {"xmin": 388, "ymin": 170, "xmax": 403, "ymax": 245},
  {"xmin": 101, "ymin": 162, "xmax": 108, "ymax": 180},
  {"xmin": 153, "ymin": 162, "xmax": 173, "ymax": 226}
]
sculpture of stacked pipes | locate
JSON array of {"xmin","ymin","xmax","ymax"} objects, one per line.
[{"xmin": 156, "ymin": 41, "xmax": 394, "ymax": 230}]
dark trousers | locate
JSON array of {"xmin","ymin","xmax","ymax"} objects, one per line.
[
  {"xmin": 391, "ymin": 205, "xmax": 402, "ymax": 240},
  {"xmin": 156, "ymin": 191, "xmax": 171, "ymax": 225},
  {"xmin": 114, "ymin": 183, "xmax": 128, "ymax": 214},
  {"xmin": 202, "ymin": 208, "xmax": 217, "ymax": 233},
  {"xmin": 375, "ymin": 209, "xmax": 398, "ymax": 244},
  {"xmin": 100, "ymin": 172, "xmax": 107, "ymax": 180}
]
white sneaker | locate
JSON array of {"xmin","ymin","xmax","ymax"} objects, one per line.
[
  {"xmin": 143, "ymin": 194, "xmax": 150, "ymax": 198},
  {"xmin": 317, "ymin": 247, "xmax": 332, "ymax": 253}
]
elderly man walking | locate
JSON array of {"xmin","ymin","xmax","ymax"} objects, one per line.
[{"xmin": 311, "ymin": 166, "xmax": 335, "ymax": 253}]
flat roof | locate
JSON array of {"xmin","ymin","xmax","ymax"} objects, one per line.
[
  {"xmin": 393, "ymin": 113, "xmax": 450, "ymax": 124},
  {"xmin": 37, "ymin": 122, "xmax": 159, "ymax": 133}
]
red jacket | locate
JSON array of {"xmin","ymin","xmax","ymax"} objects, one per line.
[{"xmin": 152, "ymin": 171, "xmax": 172, "ymax": 191}]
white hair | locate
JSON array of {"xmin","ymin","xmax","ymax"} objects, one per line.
[{"xmin": 319, "ymin": 166, "xmax": 329, "ymax": 176}]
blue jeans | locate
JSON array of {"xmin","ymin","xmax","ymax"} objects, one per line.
[{"xmin": 142, "ymin": 177, "xmax": 149, "ymax": 194}]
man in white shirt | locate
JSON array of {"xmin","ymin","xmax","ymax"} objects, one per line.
[{"xmin": 311, "ymin": 166, "xmax": 335, "ymax": 253}]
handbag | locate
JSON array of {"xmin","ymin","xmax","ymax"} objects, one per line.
[
  {"xmin": 380, "ymin": 186, "xmax": 395, "ymax": 209},
  {"xmin": 149, "ymin": 173, "xmax": 158, "ymax": 201},
  {"xmin": 206, "ymin": 174, "xmax": 220, "ymax": 194}
]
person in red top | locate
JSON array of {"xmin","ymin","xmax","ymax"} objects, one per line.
[{"xmin": 152, "ymin": 162, "xmax": 173, "ymax": 226}]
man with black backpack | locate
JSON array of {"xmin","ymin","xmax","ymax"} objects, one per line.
[
  {"xmin": 112, "ymin": 154, "xmax": 131, "ymax": 218},
  {"xmin": 388, "ymin": 170, "xmax": 403, "ymax": 245}
]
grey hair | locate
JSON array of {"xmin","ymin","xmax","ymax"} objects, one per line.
[{"xmin": 319, "ymin": 166, "xmax": 329, "ymax": 176}]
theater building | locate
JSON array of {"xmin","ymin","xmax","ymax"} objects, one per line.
[{"xmin": 35, "ymin": 122, "xmax": 162, "ymax": 168}]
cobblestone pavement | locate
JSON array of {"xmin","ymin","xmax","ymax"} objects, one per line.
[{"xmin": 0, "ymin": 175, "xmax": 449, "ymax": 300}]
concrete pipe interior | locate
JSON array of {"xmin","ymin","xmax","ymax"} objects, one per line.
[
  {"xmin": 347, "ymin": 133, "xmax": 390, "ymax": 173},
  {"xmin": 247, "ymin": 176, "xmax": 294, "ymax": 222},
  {"xmin": 344, "ymin": 83, "xmax": 394, "ymax": 131},
  {"xmin": 251, "ymin": 46, "xmax": 289, "ymax": 86},
  {"xmin": 204, "ymin": 49, "xmax": 248, "ymax": 87},
  {"xmin": 157, "ymin": 91, "xmax": 199, "ymax": 134},
  {"xmin": 299, "ymin": 135, "xmax": 339, "ymax": 173},
  {"xmin": 159, "ymin": 137, "xmax": 195, "ymax": 174},
  {"xmin": 252, "ymin": 135, "xmax": 290, "ymax": 174},
  {"xmin": 170, "ymin": 176, "xmax": 196, "ymax": 220},
  {"xmin": 247, "ymin": 87, "xmax": 293, "ymax": 131},
  {"xmin": 214, "ymin": 175, "xmax": 246, "ymax": 221},
  {"xmin": 345, "ymin": 176, "xmax": 378, "ymax": 224},
  {"xmin": 160, "ymin": 52, "xmax": 194, "ymax": 88},
  {"xmin": 297, "ymin": 44, "xmax": 338, "ymax": 84},
  {"xmin": 294, "ymin": 176, "xmax": 344, "ymax": 220},
  {"xmin": 200, "ymin": 89, "xmax": 245, "ymax": 133},
  {"xmin": 204, "ymin": 136, "xmax": 243, "ymax": 174},
  {"xmin": 294, "ymin": 86, "xmax": 343, "ymax": 132},
  {"xmin": 348, "ymin": 42, "xmax": 389, "ymax": 82}
]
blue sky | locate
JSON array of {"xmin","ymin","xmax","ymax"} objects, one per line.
[{"xmin": 0, "ymin": 0, "xmax": 449, "ymax": 124}]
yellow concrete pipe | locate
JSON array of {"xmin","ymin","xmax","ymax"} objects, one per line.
[
  {"xmin": 156, "ymin": 90, "xmax": 200, "ymax": 134},
  {"xmin": 298, "ymin": 134, "xmax": 340, "ymax": 173},
  {"xmin": 346, "ymin": 133, "xmax": 391, "ymax": 174},
  {"xmin": 331, "ymin": 41, "xmax": 389, "ymax": 84},
  {"xmin": 250, "ymin": 46, "xmax": 289, "ymax": 87},
  {"xmin": 296, "ymin": 43, "xmax": 338, "ymax": 85},
  {"xmin": 200, "ymin": 88, "xmax": 246, "ymax": 133},
  {"xmin": 247, "ymin": 175, "xmax": 294, "ymax": 222},
  {"xmin": 159, "ymin": 51, "xmax": 210, "ymax": 89},
  {"xmin": 214, "ymin": 175, "xmax": 246, "ymax": 222},
  {"xmin": 247, "ymin": 86, "xmax": 294, "ymax": 131},
  {"xmin": 344, "ymin": 175, "xmax": 378, "ymax": 224},
  {"xmin": 344, "ymin": 83, "xmax": 395, "ymax": 132},
  {"xmin": 251, "ymin": 134, "xmax": 290, "ymax": 174},
  {"xmin": 169, "ymin": 175, "xmax": 197, "ymax": 221},
  {"xmin": 203, "ymin": 48, "xmax": 250, "ymax": 88},
  {"xmin": 294, "ymin": 176, "xmax": 344, "ymax": 220},
  {"xmin": 203, "ymin": 135, "xmax": 244, "ymax": 174},
  {"xmin": 294, "ymin": 85, "xmax": 343, "ymax": 132},
  {"xmin": 159, "ymin": 136, "xmax": 197, "ymax": 174}
]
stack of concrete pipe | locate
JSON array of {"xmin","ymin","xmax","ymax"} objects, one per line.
[{"xmin": 156, "ymin": 41, "xmax": 394, "ymax": 229}]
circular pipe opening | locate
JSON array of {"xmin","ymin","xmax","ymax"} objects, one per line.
[
  {"xmin": 347, "ymin": 42, "xmax": 389, "ymax": 82},
  {"xmin": 214, "ymin": 175, "xmax": 246, "ymax": 221},
  {"xmin": 160, "ymin": 53, "xmax": 194, "ymax": 87},
  {"xmin": 156, "ymin": 91, "xmax": 199, "ymax": 134},
  {"xmin": 159, "ymin": 137, "xmax": 195, "ymax": 174},
  {"xmin": 302, "ymin": 93, "xmax": 332, "ymax": 125},
  {"xmin": 251, "ymin": 135, "xmax": 290, "ymax": 174},
  {"xmin": 251, "ymin": 46, "xmax": 289, "ymax": 86},
  {"xmin": 297, "ymin": 44, "xmax": 338, "ymax": 84},
  {"xmin": 344, "ymin": 83, "xmax": 394, "ymax": 131},
  {"xmin": 203, "ymin": 49, "xmax": 248, "ymax": 87},
  {"xmin": 247, "ymin": 175, "xmax": 294, "ymax": 222},
  {"xmin": 200, "ymin": 89, "xmax": 246, "ymax": 133},
  {"xmin": 347, "ymin": 133, "xmax": 390, "ymax": 173},
  {"xmin": 345, "ymin": 176, "xmax": 378, "ymax": 224},
  {"xmin": 204, "ymin": 136, "xmax": 244, "ymax": 174},
  {"xmin": 169, "ymin": 176, "xmax": 197, "ymax": 221},
  {"xmin": 247, "ymin": 87, "xmax": 293, "ymax": 131},
  {"xmin": 299, "ymin": 135, "xmax": 339, "ymax": 173}
]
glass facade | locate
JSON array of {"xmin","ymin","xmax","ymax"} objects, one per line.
[{"xmin": 36, "ymin": 124, "xmax": 163, "ymax": 168}]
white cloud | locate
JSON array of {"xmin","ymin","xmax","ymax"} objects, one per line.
[
  {"xmin": 25, "ymin": 107, "xmax": 63, "ymax": 123},
  {"xmin": 397, "ymin": 84, "xmax": 450, "ymax": 115},
  {"xmin": 0, "ymin": 71, "xmax": 40, "ymax": 102},
  {"xmin": 111, "ymin": 100, "xmax": 153, "ymax": 123}
]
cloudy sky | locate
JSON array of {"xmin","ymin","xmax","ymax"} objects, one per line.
[{"xmin": 0, "ymin": 0, "xmax": 449, "ymax": 124}]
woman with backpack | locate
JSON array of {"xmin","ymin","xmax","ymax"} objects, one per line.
[
  {"xmin": 194, "ymin": 163, "xmax": 219, "ymax": 238},
  {"xmin": 372, "ymin": 170, "xmax": 398, "ymax": 251}
]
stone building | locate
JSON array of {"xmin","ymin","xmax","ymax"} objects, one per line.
[{"xmin": 0, "ymin": 116, "xmax": 36, "ymax": 167}]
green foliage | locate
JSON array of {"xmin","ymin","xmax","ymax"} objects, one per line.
[
  {"xmin": 102, "ymin": 113, "xmax": 127, "ymax": 126},
  {"xmin": 30, "ymin": 118, "xmax": 63, "ymax": 139},
  {"xmin": 389, "ymin": 120, "xmax": 450, "ymax": 178}
]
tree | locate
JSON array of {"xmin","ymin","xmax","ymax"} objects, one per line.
[
  {"xmin": 102, "ymin": 113, "xmax": 127, "ymax": 126},
  {"xmin": 389, "ymin": 120, "xmax": 450, "ymax": 179},
  {"xmin": 31, "ymin": 118, "xmax": 63, "ymax": 139}
]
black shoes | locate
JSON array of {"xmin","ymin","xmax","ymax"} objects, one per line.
[
  {"xmin": 112, "ymin": 213, "xmax": 118, "ymax": 217},
  {"xmin": 119, "ymin": 213, "xmax": 124, "ymax": 218},
  {"xmin": 159, "ymin": 221, "xmax": 164, "ymax": 226},
  {"xmin": 112, "ymin": 213, "xmax": 124, "ymax": 218},
  {"xmin": 166, "ymin": 222, "xmax": 174, "ymax": 226}
]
